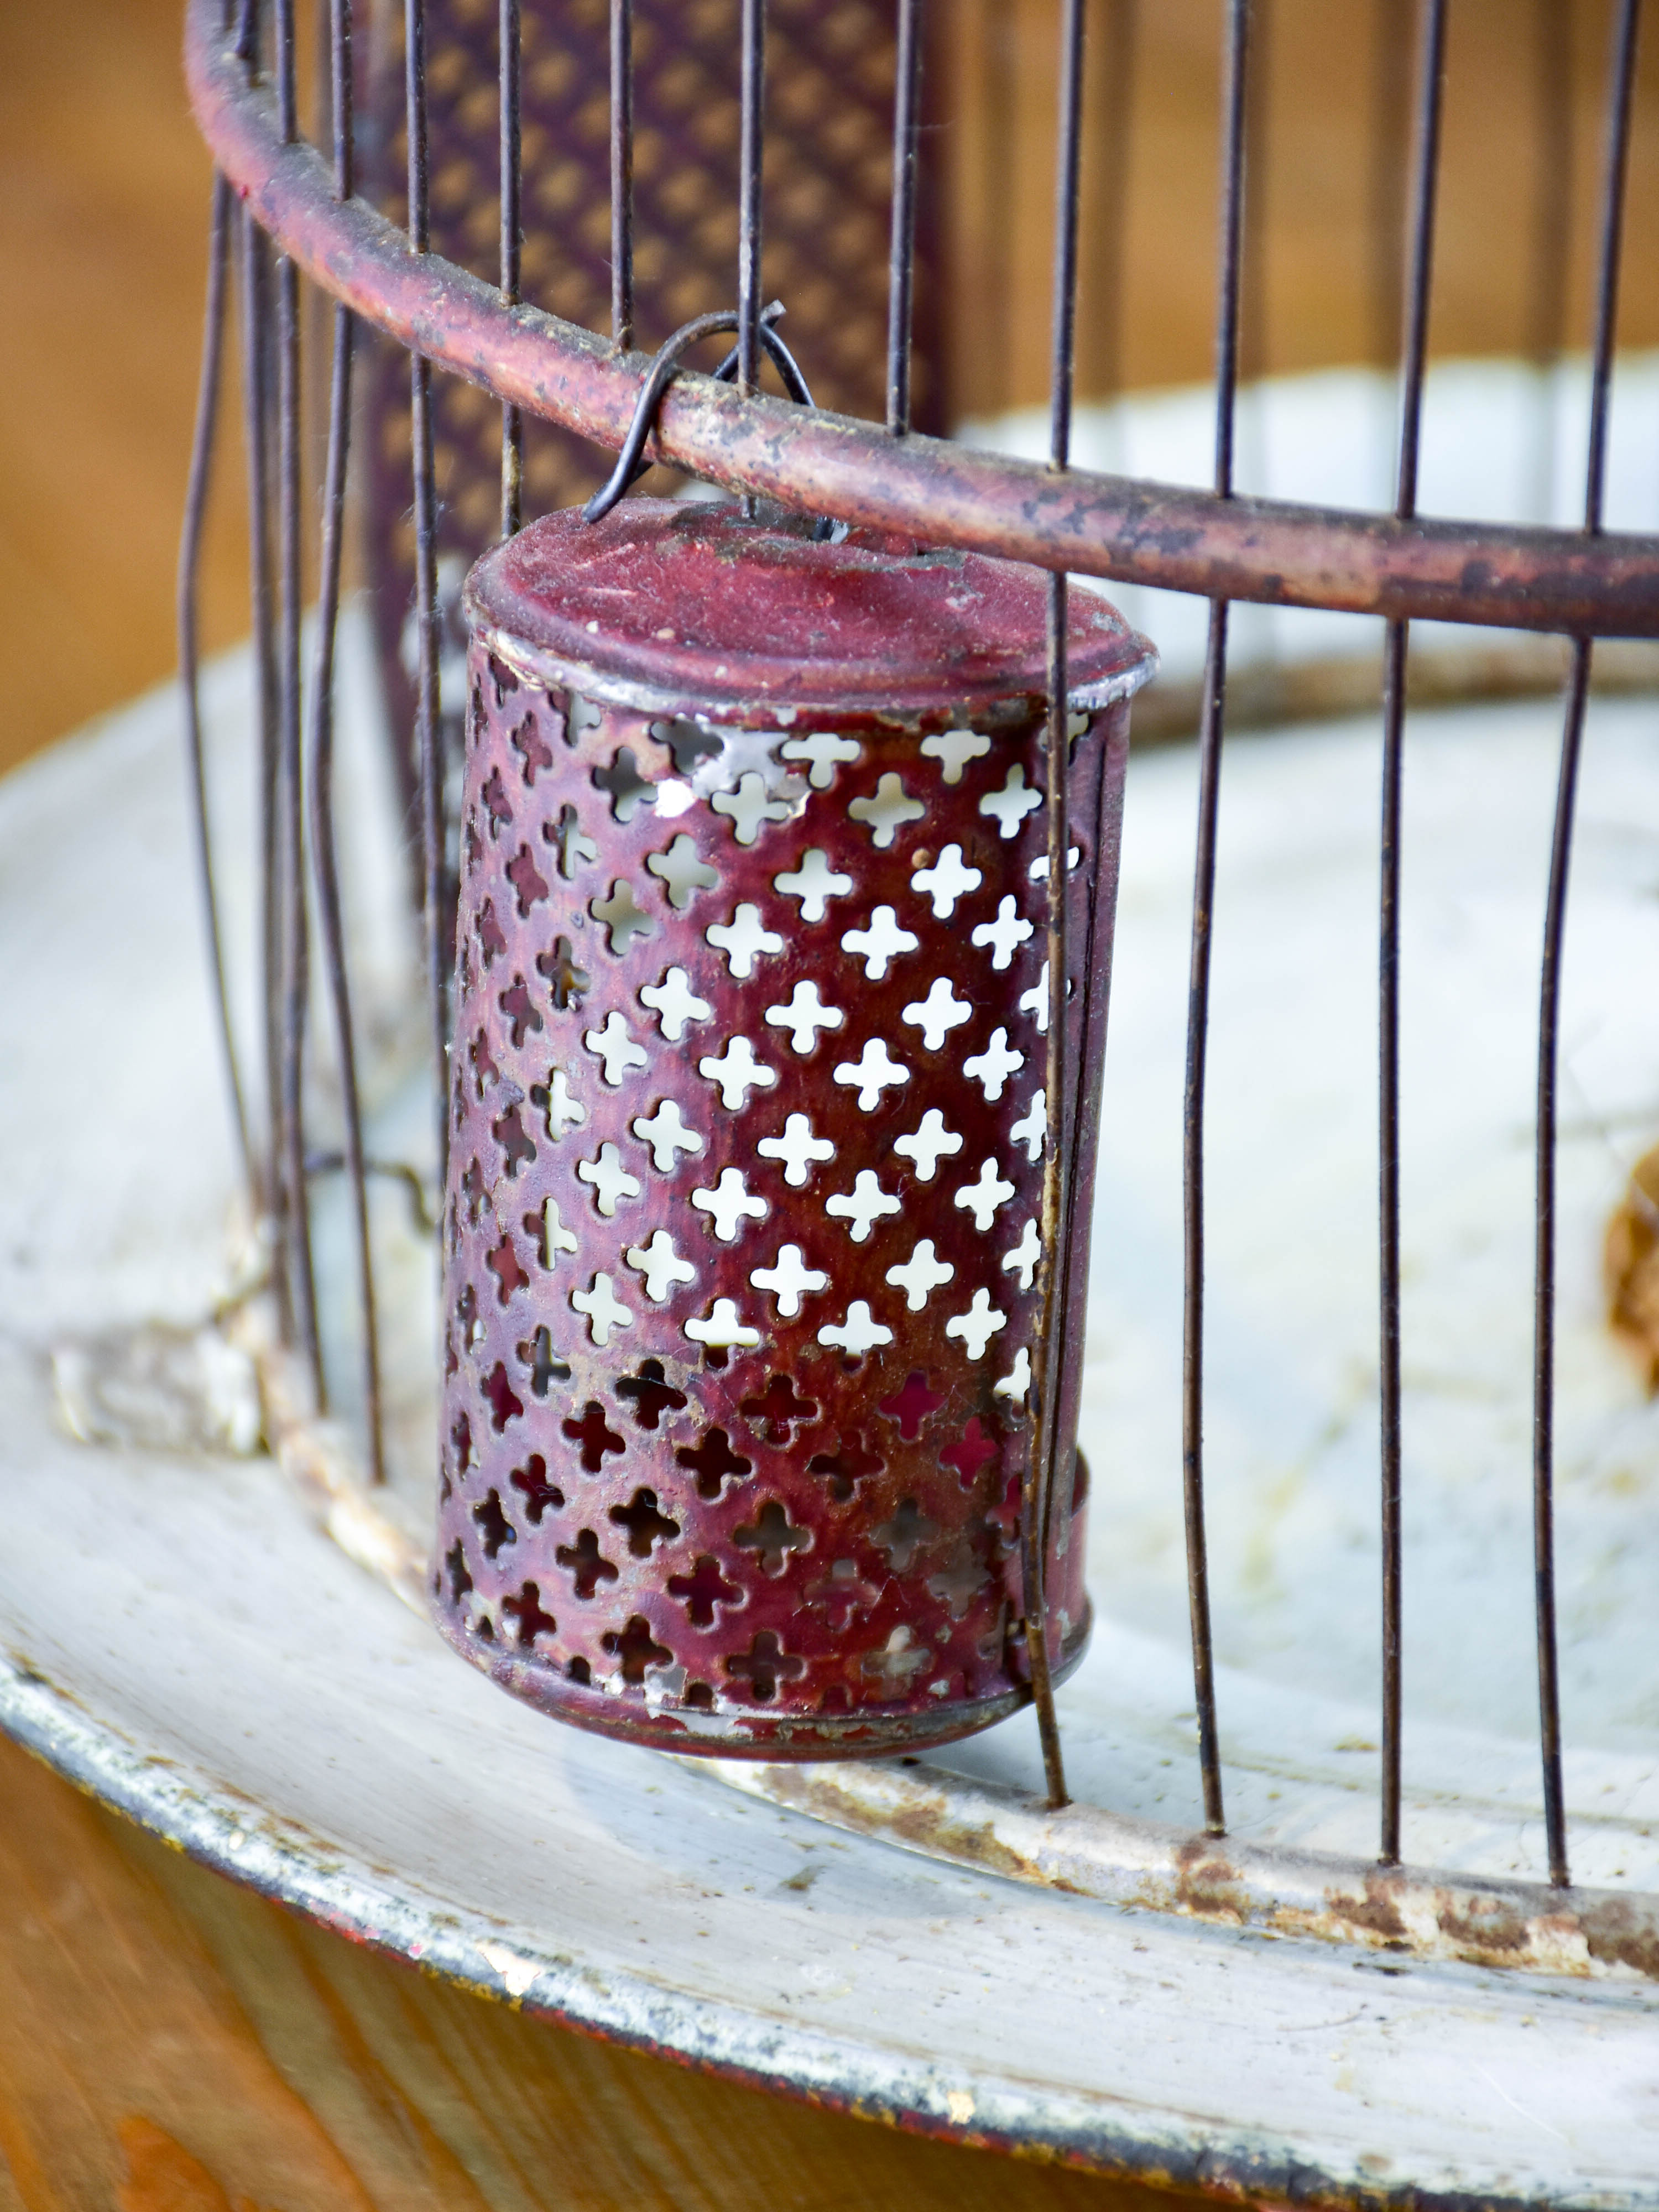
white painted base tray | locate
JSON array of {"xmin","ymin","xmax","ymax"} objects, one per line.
[{"xmin": 5, "ymin": 637, "xmax": 1659, "ymax": 2205}]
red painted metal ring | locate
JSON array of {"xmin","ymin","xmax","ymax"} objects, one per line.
[{"xmin": 184, "ymin": 0, "xmax": 1659, "ymax": 637}]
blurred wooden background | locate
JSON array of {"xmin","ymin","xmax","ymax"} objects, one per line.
[{"xmin": 1, "ymin": 4, "xmax": 1656, "ymax": 2203}]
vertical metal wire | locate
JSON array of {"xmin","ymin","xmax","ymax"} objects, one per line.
[
  {"xmin": 308, "ymin": 0, "xmax": 385, "ymax": 1483},
  {"xmin": 236, "ymin": 0, "xmax": 288, "ymax": 1323},
  {"xmin": 274, "ymin": 0, "xmax": 324, "ymax": 1400},
  {"xmin": 1534, "ymin": 0, "xmax": 1642, "ymax": 1895},
  {"xmin": 408, "ymin": 0, "xmax": 448, "ymax": 1194},
  {"xmin": 1182, "ymin": 0, "xmax": 1254, "ymax": 1840},
  {"xmin": 736, "ymin": 0, "xmax": 766, "ymax": 517},
  {"xmin": 179, "ymin": 171, "xmax": 253, "ymax": 1186},
  {"xmin": 1378, "ymin": 0, "xmax": 1448, "ymax": 1872},
  {"xmin": 885, "ymin": 0, "xmax": 924, "ymax": 435},
  {"xmin": 499, "ymin": 0, "xmax": 522, "ymax": 536},
  {"xmin": 1025, "ymin": 0, "xmax": 1088, "ymax": 1815},
  {"xmin": 610, "ymin": 0, "xmax": 634, "ymax": 354}
]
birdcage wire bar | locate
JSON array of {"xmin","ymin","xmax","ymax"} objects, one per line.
[{"xmin": 178, "ymin": 0, "xmax": 1658, "ymax": 1898}]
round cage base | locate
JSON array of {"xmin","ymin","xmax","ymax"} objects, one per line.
[{"xmin": 10, "ymin": 648, "xmax": 1659, "ymax": 2209}]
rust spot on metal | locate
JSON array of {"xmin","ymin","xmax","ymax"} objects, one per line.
[{"xmin": 1173, "ymin": 1834, "xmax": 1250, "ymax": 1924}]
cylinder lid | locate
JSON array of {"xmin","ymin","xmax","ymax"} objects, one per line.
[{"xmin": 465, "ymin": 498, "xmax": 1157, "ymax": 730}]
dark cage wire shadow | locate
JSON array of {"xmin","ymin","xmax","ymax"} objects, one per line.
[{"xmin": 176, "ymin": 0, "xmax": 1658, "ymax": 1894}]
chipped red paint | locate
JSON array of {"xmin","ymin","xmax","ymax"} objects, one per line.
[{"xmin": 434, "ymin": 502, "xmax": 1151, "ymax": 1755}]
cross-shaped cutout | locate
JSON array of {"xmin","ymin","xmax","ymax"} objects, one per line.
[
  {"xmin": 764, "ymin": 981, "xmax": 844, "ymax": 1056},
  {"xmin": 825, "ymin": 1169, "xmax": 901, "ymax": 1244},
  {"xmin": 901, "ymin": 976, "xmax": 973, "ymax": 1052},
  {"xmin": 589, "ymin": 880, "xmax": 656, "ymax": 956},
  {"xmin": 666, "ymin": 1553, "xmax": 742, "ymax": 1627},
  {"xmin": 749, "ymin": 1243, "xmax": 828, "ymax": 1319},
  {"xmin": 583, "ymin": 1010, "xmax": 649, "ymax": 1086},
  {"xmin": 994, "ymin": 1345, "xmax": 1032, "ymax": 1408},
  {"xmin": 562, "ymin": 1397, "xmax": 625, "ymax": 1471},
  {"xmin": 724, "ymin": 1629, "xmax": 805, "ymax": 1703},
  {"xmin": 963, "ymin": 1026, "xmax": 1024, "ymax": 1101},
  {"xmin": 639, "ymin": 965, "xmax": 712, "ymax": 1041},
  {"xmin": 885, "ymin": 1238, "xmax": 954, "ymax": 1311},
  {"xmin": 517, "ymin": 1324, "xmax": 571, "ymax": 1402},
  {"xmin": 818, "ymin": 1301, "xmax": 894, "ymax": 1357},
  {"xmin": 444, "ymin": 1540, "xmax": 473, "ymax": 1604},
  {"xmin": 910, "ymin": 843, "xmax": 982, "ymax": 918},
  {"xmin": 941, "ymin": 1415, "xmax": 1000, "ymax": 1490},
  {"xmin": 698, "ymin": 1037, "xmax": 776, "ymax": 1110},
  {"xmin": 488, "ymin": 653, "xmax": 521, "ymax": 706},
  {"xmin": 615, "ymin": 1359, "xmax": 688, "ymax": 1432},
  {"xmin": 1010, "ymin": 1088, "xmax": 1047, "ymax": 1163},
  {"xmin": 860, "ymin": 1625, "xmax": 930, "ymax": 1686},
  {"xmin": 979, "ymin": 762, "xmax": 1044, "ymax": 838},
  {"xmin": 481, "ymin": 766, "xmax": 514, "ymax": 837},
  {"xmin": 872, "ymin": 1496, "xmax": 939, "ymax": 1573},
  {"xmin": 571, "ymin": 1270, "xmax": 633, "ymax": 1345},
  {"xmin": 507, "ymin": 843, "xmax": 550, "ymax": 917},
  {"xmin": 707, "ymin": 902, "xmax": 784, "ymax": 978},
  {"xmin": 832, "ymin": 1039, "xmax": 910, "ymax": 1111},
  {"xmin": 804, "ymin": 1558, "xmax": 881, "ymax": 1630},
  {"xmin": 757, "ymin": 1112, "xmax": 834, "ymax": 1187},
  {"xmin": 675, "ymin": 1426, "xmax": 753, "ymax": 1500},
  {"xmin": 893, "ymin": 1109, "xmax": 963, "ymax": 1183},
  {"xmin": 486, "ymin": 1233, "xmax": 529, "ymax": 1306},
  {"xmin": 601, "ymin": 1614, "xmax": 672, "ymax": 1684},
  {"xmin": 624, "ymin": 1228, "xmax": 696, "ymax": 1303},
  {"xmin": 841, "ymin": 905, "xmax": 918, "ymax": 979},
  {"xmin": 523, "ymin": 1196, "xmax": 578, "ymax": 1273},
  {"xmin": 593, "ymin": 745, "xmax": 655, "ymax": 823},
  {"xmin": 449, "ymin": 1408, "xmax": 475, "ymax": 1481},
  {"xmin": 1002, "ymin": 1217, "xmax": 1042, "ymax": 1291},
  {"xmin": 498, "ymin": 975, "xmax": 543, "ymax": 1048},
  {"xmin": 806, "ymin": 1431, "xmax": 883, "ymax": 1502},
  {"xmin": 773, "ymin": 848, "xmax": 853, "ymax": 922},
  {"xmin": 545, "ymin": 803, "xmax": 598, "ymax": 880},
  {"xmin": 502, "ymin": 1578, "xmax": 557, "ymax": 1647},
  {"xmin": 946, "ymin": 1287, "xmax": 1008, "ymax": 1359},
  {"xmin": 972, "ymin": 894, "xmax": 1035, "ymax": 972},
  {"xmin": 878, "ymin": 1370, "xmax": 942, "ymax": 1439},
  {"xmin": 492, "ymin": 1101, "xmax": 536, "ymax": 1177},
  {"xmin": 651, "ymin": 716, "xmax": 723, "ymax": 774},
  {"xmin": 739, "ymin": 1372, "xmax": 819, "ymax": 1443},
  {"xmin": 646, "ymin": 833, "xmax": 720, "ymax": 911},
  {"xmin": 482, "ymin": 1361, "xmax": 524, "ymax": 1432},
  {"xmin": 468, "ymin": 1029, "xmax": 501, "ymax": 1102},
  {"xmin": 471, "ymin": 1487, "xmax": 517, "ymax": 1561},
  {"xmin": 577, "ymin": 1143, "xmax": 641, "ymax": 1218},
  {"xmin": 555, "ymin": 1527, "xmax": 619, "ymax": 1600},
  {"xmin": 1029, "ymin": 843, "xmax": 1080, "ymax": 881},
  {"xmin": 509, "ymin": 1451, "xmax": 565, "ymax": 1522},
  {"xmin": 919, "ymin": 727, "xmax": 990, "ymax": 784},
  {"xmin": 682, "ymin": 1299, "xmax": 761, "ymax": 1352},
  {"xmin": 712, "ymin": 771, "xmax": 795, "ymax": 845},
  {"xmin": 529, "ymin": 1067, "xmax": 586, "ymax": 1140},
  {"xmin": 1019, "ymin": 961, "xmax": 1051, "ymax": 1034},
  {"xmin": 956, "ymin": 1157, "xmax": 1016, "ymax": 1232},
  {"xmin": 734, "ymin": 1499, "xmax": 811, "ymax": 1577},
  {"xmin": 535, "ymin": 936, "xmax": 590, "ymax": 1011},
  {"xmin": 510, "ymin": 713, "xmax": 554, "ymax": 786},
  {"xmin": 608, "ymin": 1485, "xmax": 682, "ymax": 1557},
  {"xmin": 460, "ymin": 1155, "xmax": 489, "ymax": 1227},
  {"xmin": 474, "ymin": 899, "xmax": 507, "ymax": 968},
  {"xmin": 848, "ymin": 771, "xmax": 926, "ymax": 848},
  {"xmin": 691, "ymin": 1167, "xmax": 767, "ymax": 1242},
  {"xmin": 780, "ymin": 731, "xmax": 860, "ymax": 788},
  {"xmin": 631, "ymin": 1098, "xmax": 703, "ymax": 1170}
]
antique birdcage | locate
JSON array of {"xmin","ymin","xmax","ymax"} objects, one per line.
[{"xmin": 6, "ymin": 0, "xmax": 1659, "ymax": 2202}]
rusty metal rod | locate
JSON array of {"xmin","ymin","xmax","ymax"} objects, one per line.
[
  {"xmin": 182, "ymin": 4, "xmax": 1659, "ymax": 638},
  {"xmin": 610, "ymin": 0, "xmax": 633, "ymax": 355},
  {"xmin": 499, "ymin": 0, "xmax": 521, "ymax": 536},
  {"xmin": 885, "ymin": 0, "xmax": 924, "ymax": 436}
]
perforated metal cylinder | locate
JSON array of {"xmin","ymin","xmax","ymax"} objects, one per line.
[{"xmin": 436, "ymin": 499, "xmax": 1154, "ymax": 1757}]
